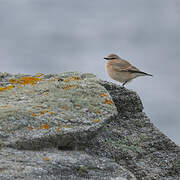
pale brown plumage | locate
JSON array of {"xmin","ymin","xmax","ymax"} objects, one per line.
[{"xmin": 104, "ymin": 54, "xmax": 152, "ymax": 86}]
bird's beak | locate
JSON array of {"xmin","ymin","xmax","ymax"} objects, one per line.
[
  {"xmin": 104, "ymin": 57, "xmax": 111, "ymax": 60},
  {"xmin": 104, "ymin": 57, "xmax": 115, "ymax": 60}
]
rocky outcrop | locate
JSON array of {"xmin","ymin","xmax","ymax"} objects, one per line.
[
  {"xmin": 0, "ymin": 72, "xmax": 117, "ymax": 150},
  {"xmin": 0, "ymin": 72, "xmax": 179, "ymax": 180}
]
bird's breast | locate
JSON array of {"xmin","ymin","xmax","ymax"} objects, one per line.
[{"xmin": 106, "ymin": 63, "xmax": 134, "ymax": 82}]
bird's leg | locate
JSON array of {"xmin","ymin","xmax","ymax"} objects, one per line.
[{"xmin": 122, "ymin": 81, "xmax": 128, "ymax": 86}]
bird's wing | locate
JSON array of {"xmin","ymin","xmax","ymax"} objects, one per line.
[
  {"xmin": 111, "ymin": 59, "xmax": 132, "ymax": 71},
  {"xmin": 120, "ymin": 65, "xmax": 142, "ymax": 73},
  {"xmin": 112, "ymin": 62, "xmax": 143, "ymax": 74},
  {"xmin": 121, "ymin": 66, "xmax": 152, "ymax": 76},
  {"xmin": 126, "ymin": 65, "xmax": 140, "ymax": 72},
  {"xmin": 111, "ymin": 60, "xmax": 153, "ymax": 76}
]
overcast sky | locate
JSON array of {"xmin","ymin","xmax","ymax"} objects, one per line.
[{"xmin": 0, "ymin": 0, "xmax": 180, "ymax": 145}]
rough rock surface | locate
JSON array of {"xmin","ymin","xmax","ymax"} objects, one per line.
[
  {"xmin": 88, "ymin": 81, "xmax": 180, "ymax": 179},
  {"xmin": 0, "ymin": 72, "xmax": 117, "ymax": 150},
  {"xmin": 0, "ymin": 72, "xmax": 180, "ymax": 180}
]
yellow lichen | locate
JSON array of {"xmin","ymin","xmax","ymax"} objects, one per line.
[{"xmin": 9, "ymin": 76, "xmax": 42, "ymax": 86}]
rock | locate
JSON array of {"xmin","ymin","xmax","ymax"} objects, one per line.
[
  {"xmin": 88, "ymin": 80, "xmax": 180, "ymax": 179},
  {"xmin": 0, "ymin": 72, "xmax": 180, "ymax": 180},
  {"xmin": 0, "ymin": 148, "xmax": 136, "ymax": 180},
  {"xmin": 0, "ymin": 72, "xmax": 117, "ymax": 150}
]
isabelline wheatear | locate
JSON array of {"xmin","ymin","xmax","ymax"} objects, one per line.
[{"xmin": 104, "ymin": 54, "xmax": 152, "ymax": 86}]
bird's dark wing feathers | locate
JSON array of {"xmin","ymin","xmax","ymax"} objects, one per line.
[{"xmin": 121, "ymin": 69, "xmax": 152, "ymax": 76}]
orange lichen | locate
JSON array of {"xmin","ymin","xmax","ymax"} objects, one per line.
[
  {"xmin": 97, "ymin": 110, "xmax": 102, "ymax": 114},
  {"xmin": 49, "ymin": 112, "xmax": 54, "ymax": 116},
  {"xmin": 9, "ymin": 76, "xmax": 42, "ymax": 86},
  {"xmin": 44, "ymin": 157, "xmax": 50, "ymax": 161},
  {"xmin": 72, "ymin": 76, "xmax": 81, "ymax": 81},
  {"xmin": 31, "ymin": 113, "xmax": 38, "ymax": 117},
  {"xmin": 63, "ymin": 77, "xmax": 73, "ymax": 83},
  {"xmin": 105, "ymin": 99, "xmax": 114, "ymax": 105},
  {"xmin": 62, "ymin": 85, "xmax": 77, "ymax": 90},
  {"xmin": 40, "ymin": 110, "xmax": 48, "ymax": 114},
  {"xmin": 36, "ymin": 73, "xmax": 44, "ymax": 77},
  {"xmin": 28, "ymin": 127, "xmax": 34, "ymax": 131},
  {"xmin": 63, "ymin": 76, "xmax": 81, "ymax": 83},
  {"xmin": 39, "ymin": 123, "xmax": 50, "ymax": 130},
  {"xmin": 0, "ymin": 85, "xmax": 14, "ymax": 91},
  {"xmin": 9, "ymin": 78, "xmax": 19, "ymax": 84},
  {"xmin": 101, "ymin": 93, "xmax": 108, "ymax": 97}
]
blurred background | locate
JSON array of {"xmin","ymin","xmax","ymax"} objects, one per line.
[{"xmin": 0, "ymin": 0, "xmax": 179, "ymax": 144}]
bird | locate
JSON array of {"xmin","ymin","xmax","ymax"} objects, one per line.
[{"xmin": 104, "ymin": 54, "xmax": 153, "ymax": 86}]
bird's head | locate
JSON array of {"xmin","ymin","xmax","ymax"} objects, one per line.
[{"xmin": 104, "ymin": 54, "xmax": 120, "ymax": 60}]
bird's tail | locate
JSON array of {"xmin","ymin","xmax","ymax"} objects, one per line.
[{"xmin": 127, "ymin": 70, "xmax": 153, "ymax": 76}]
